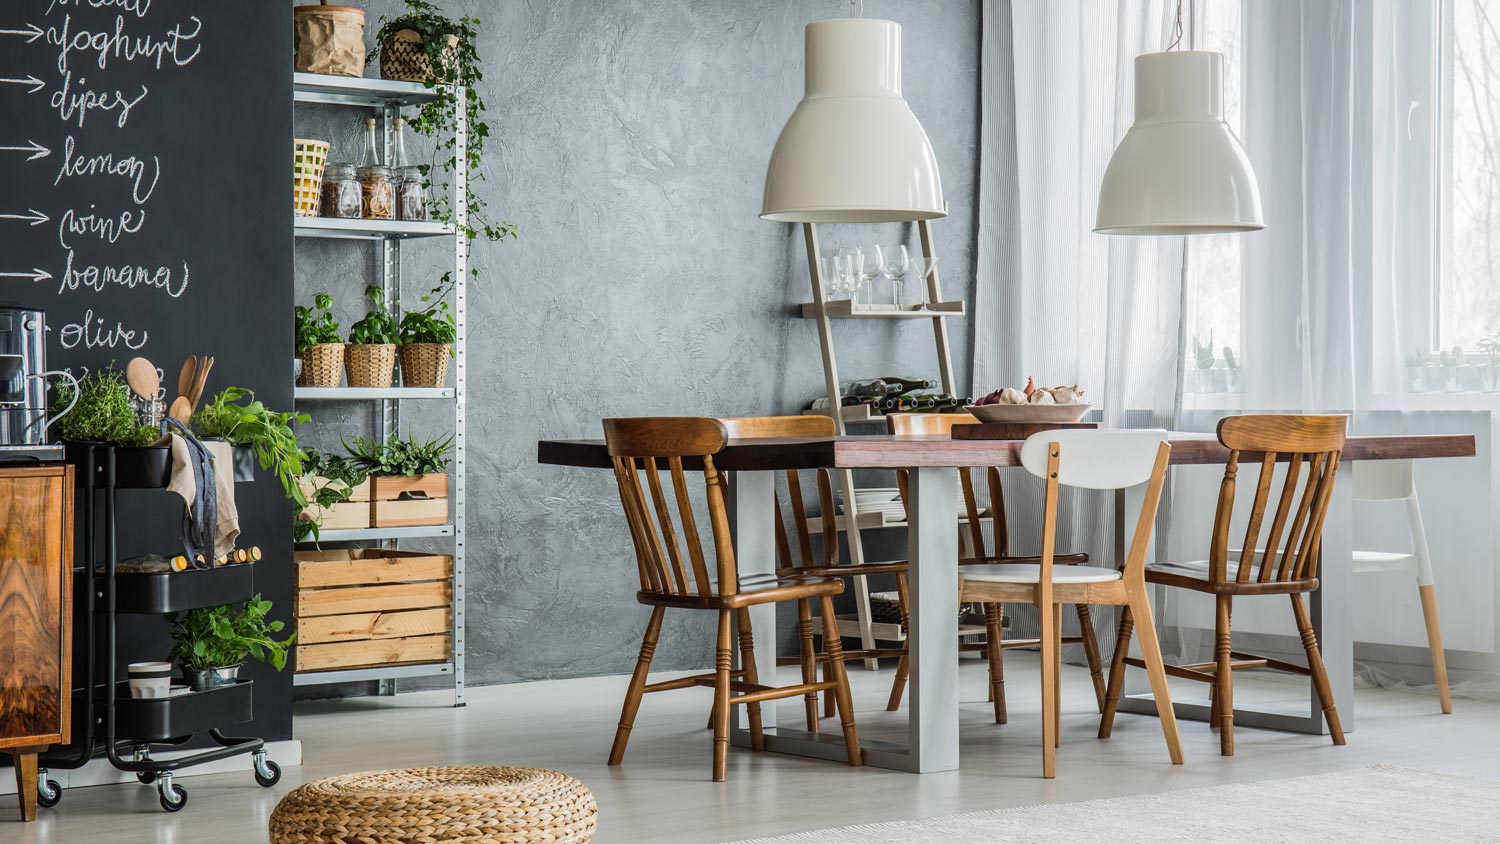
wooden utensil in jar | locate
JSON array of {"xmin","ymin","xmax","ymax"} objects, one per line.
[
  {"xmin": 177, "ymin": 356, "xmax": 197, "ymax": 402},
  {"xmin": 168, "ymin": 396, "xmax": 193, "ymax": 426},
  {"xmin": 125, "ymin": 357, "xmax": 159, "ymax": 400},
  {"xmin": 187, "ymin": 356, "xmax": 214, "ymax": 412}
]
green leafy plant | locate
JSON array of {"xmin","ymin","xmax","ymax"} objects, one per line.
[
  {"xmin": 1479, "ymin": 336, "xmax": 1500, "ymax": 367},
  {"xmin": 51, "ymin": 367, "xmax": 159, "ymax": 446},
  {"xmin": 348, "ymin": 285, "xmax": 399, "ymax": 345},
  {"xmin": 398, "ymin": 282, "xmax": 457, "ymax": 352},
  {"xmin": 295, "ymin": 448, "xmax": 372, "ymax": 543},
  {"xmin": 192, "ymin": 387, "xmax": 310, "ymax": 508},
  {"xmin": 343, "ymin": 431, "xmax": 453, "ymax": 477},
  {"xmin": 165, "ymin": 595, "xmax": 295, "ymax": 672},
  {"xmin": 1193, "ymin": 332, "xmax": 1216, "ymax": 370},
  {"xmin": 367, "ymin": 0, "xmax": 517, "ymax": 246},
  {"xmin": 1438, "ymin": 346, "xmax": 1465, "ymax": 368},
  {"xmin": 294, "ymin": 292, "xmax": 341, "ymax": 355},
  {"xmin": 1222, "ymin": 347, "xmax": 1238, "ymax": 371},
  {"xmin": 1404, "ymin": 348, "xmax": 1432, "ymax": 368}
]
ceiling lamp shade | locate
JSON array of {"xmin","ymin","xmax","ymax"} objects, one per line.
[
  {"xmin": 1095, "ymin": 51, "xmax": 1263, "ymax": 235},
  {"xmin": 761, "ymin": 18, "xmax": 945, "ymax": 223}
]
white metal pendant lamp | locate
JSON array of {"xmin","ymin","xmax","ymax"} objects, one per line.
[
  {"xmin": 760, "ymin": 13, "xmax": 945, "ymax": 223},
  {"xmin": 1094, "ymin": 3, "xmax": 1262, "ymax": 235}
]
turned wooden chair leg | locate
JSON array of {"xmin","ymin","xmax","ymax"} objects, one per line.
[
  {"xmin": 1291, "ymin": 593, "xmax": 1346, "ymax": 745},
  {"xmin": 818, "ymin": 600, "xmax": 837, "ymax": 720},
  {"xmin": 712, "ymin": 610, "xmax": 734, "ymax": 782},
  {"xmin": 735, "ymin": 608, "xmax": 765, "ymax": 752},
  {"xmin": 1418, "ymin": 583, "xmax": 1453, "ymax": 715},
  {"xmin": 1075, "ymin": 604, "xmax": 1107, "ymax": 712},
  {"xmin": 1129, "ymin": 593, "xmax": 1183, "ymax": 764},
  {"xmin": 886, "ymin": 572, "xmax": 912, "ymax": 711},
  {"xmin": 796, "ymin": 599, "xmax": 821, "ymax": 733},
  {"xmin": 1215, "ymin": 595, "xmax": 1235, "ymax": 756},
  {"xmin": 1098, "ymin": 603, "xmax": 1134, "ymax": 739},
  {"xmin": 610, "ymin": 607, "xmax": 665, "ymax": 766},
  {"xmin": 1040, "ymin": 597, "xmax": 1059, "ymax": 778},
  {"xmin": 819, "ymin": 595, "xmax": 862, "ymax": 766},
  {"xmin": 983, "ymin": 603, "xmax": 1007, "ymax": 724}
]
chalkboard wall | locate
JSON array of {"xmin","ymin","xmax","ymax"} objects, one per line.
[{"xmin": 2, "ymin": 3, "xmax": 294, "ymax": 741}]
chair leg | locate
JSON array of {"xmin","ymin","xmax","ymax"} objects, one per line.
[
  {"xmin": 1290, "ymin": 593, "xmax": 1346, "ymax": 745},
  {"xmin": 1039, "ymin": 597, "xmax": 1058, "ymax": 778},
  {"xmin": 1053, "ymin": 603, "xmax": 1063, "ymax": 748},
  {"xmin": 796, "ymin": 599, "xmax": 821, "ymax": 732},
  {"xmin": 1075, "ymin": 604, "xmax": 1107, "ymax": 712},
  {"xmin": 1128, "ymin": 594, "xmax": 1184, "ymax": 765},
  {"xmin": 712, "ymin": 610, "xmax": 734, "ymax": 782},
  {"xmin": 1098, "ymin": 603, "xmax": 1134, "ymax": 739},
  {"xmin": 1418, "ymin": 583, "xmax": 1453, "ymax": 715},
  {"xmin": 735, "ymin": 608, "xmax": 765, "ymax": 752},
  {"xmin": 609, "ymin": 607, "xmax": 665, "ymax": 766},
  {"xmin": 818, "ymin": 598, "xmax": 837, "ymax": 719},
  {"xmin": 983, "ymin": 603, "xmax": 1007, "ymax": 724},
  {"xmin": 887, "ymin": 572, "xmax": 911, "ymax": 711},
  {"xmin": 1215, "ymin": 595, "xmax": 1234, "ymax": 756},
  {"xmin": 819, "ymin": 595, "xmax": 862, "ymax": 767}
]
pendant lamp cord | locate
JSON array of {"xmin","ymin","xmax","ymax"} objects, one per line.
[
  {"xmin": 1168, "ymin": 0, "xmax": 1185, "ymax": 50},
  {"xmin": 848, "ymin": 0, "xmax": 863, "ymax": 18}
]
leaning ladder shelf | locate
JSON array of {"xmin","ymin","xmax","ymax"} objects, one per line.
[
  {"xmin": 800, "ymin": 219, "xmax": 964, "ymax": 663},
  {"xmin": 290, "ymin": 73, "xmax": 467, "ymax": 706}
]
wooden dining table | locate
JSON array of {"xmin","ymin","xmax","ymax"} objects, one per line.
[{"xmin": 537, "ymin": 430, "xmax": 1476, "ymax": 773}]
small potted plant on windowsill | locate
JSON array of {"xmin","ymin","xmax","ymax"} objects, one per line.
[
  {"xmin": 295, "ymin": 292, "xmax": 343, "ymax": 388},
  {"xmin": 345, "ymin": 432, "xmax": 453, "ymax": 527},
  {"xmin": 1403, "ymin": 349, "xmax": 1432, "ymax": 392},
  {"xmin": 398, "ymin": 282, "xmax": 456, "ymax": 388},
  {"xmin": 1191, "ymin": 332, "xmax": 1218, "ymax": 393},
  {"xmin": 346, "ymin": 285, "xmax": 400, "ymax": 388},
  {"xmin": 1222, "ymin": 346, "xmax": 1241, "ymax": 393},
  {"xmin": 1479, "ymin": 336, "xmax": 1500, "ymax": 392},
  {"xmin": 165, "ymin": 595, "xmax": 295, "ymax": 691},
  {"xmin": 1438, "ymin": 346, "xmax": 1465, "ymax": 393}
]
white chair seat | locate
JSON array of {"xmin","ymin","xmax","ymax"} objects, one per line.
[
  {"xmin": 1352, "ymin": 549, "xmax": 1419, "ymax": 574},
  {"xmin": 960, "ymin": 563, "xmax": 1122, "ymax": 584}
]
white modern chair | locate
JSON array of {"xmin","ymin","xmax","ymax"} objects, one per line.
[
  {"xmin": 1351, "ymin": 459, "xmax": 1452, "ymax": 714},
  {"xmin": 958, "ymin": 429, "xmax": 1182, "ymax": 778}
]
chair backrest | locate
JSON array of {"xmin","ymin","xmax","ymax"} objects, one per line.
[
  {"xmin": 604, "ymin": 417, "xmax": 738, "ymax": 598},
  {"xmin": 720, "ymin": 415, "xmax": 838, "ymax": 569},
  {"xmin": 887, "ymin": 412, "xmax": 1008, "ymax": 558},
  {"xmin": 1351, "ymin": 458, "xmax": 1414, "ymax": 502},
  {"xmin": 1022, "ymin": 430, "xmax": 1172, "ymax": 585},
  {"xmin": 1208, "ymin": 414, "xmax": 1348, "ymax": 584}
]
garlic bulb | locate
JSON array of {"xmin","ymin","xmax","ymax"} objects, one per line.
[
  {"xmin": 1000, "ymin": 387, "xmax": 1027, "ymax": 405},
  {"xmin": 1052, "ymin": 386, "xmax": 1078, "ymax": 405},
  {"xmin": 1029, "ymin": 389, "xmax": 1056, "ymax": 405}
]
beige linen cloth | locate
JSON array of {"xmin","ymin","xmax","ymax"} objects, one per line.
[{"xmin": 166, "ymin": 435, "xmax": 241, "ymax": 559}]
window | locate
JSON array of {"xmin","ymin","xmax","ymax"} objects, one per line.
[{"xmin": 1442, "ymin": 0, "xmax": 1500, "ymax": 351}]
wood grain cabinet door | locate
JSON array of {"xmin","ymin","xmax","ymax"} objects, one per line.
[{"xmin": 0, "ymin": 465, "xmax": 74, "ymax": 750}]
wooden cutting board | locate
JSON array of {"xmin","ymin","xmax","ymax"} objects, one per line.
[{"xmin": 950, "ymin": 421, "xmax": 1099, "ymax": 440}]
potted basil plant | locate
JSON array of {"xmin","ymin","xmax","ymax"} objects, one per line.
[
  {"xmin": 346, "ymin": 285, "xmax": 400, "ymax": 388},
  {"xmin": 165, "ymin": 596, "xmax": 296, "ymax": 691},
  {"xmin": 295, "ymin": 292, "xmax": 343, "ymax": 388},
  {"xmin": 398, "ymin": 281, "xmax": 456, "ymax": 388}
]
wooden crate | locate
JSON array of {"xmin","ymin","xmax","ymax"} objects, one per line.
[
  {"xmin": 370, "ymin": 473, "xmax": 446, "ymax": 501},
  {"xmin": 301, "ymin": 500, "xmax": 370, "ymax": 531},
  {"xmin": 294, "ymin": 549, "xmax": 453, "ymax": 673},
  {"xmin": 373, "ymin": 497, "xmax": 448, "ymax": 527},
  {"xmin": 299, "ymin": 476, "xmax": 371, "ymax": 502}
]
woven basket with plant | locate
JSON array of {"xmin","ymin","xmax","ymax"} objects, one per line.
[
  {"xmin": 346, "ymin": 285, "xmax": 399, "ymax": 388},
  {"xmin": 379, "ymin": 28, "xmax": 458, "ymax": 82},
  {"xmin": 398, "ymin": 282, "xmax": 456, "ymax": 388},
  {"xmin": 295, "ymin": 293, "xmax": 344, "ymax": 388}
]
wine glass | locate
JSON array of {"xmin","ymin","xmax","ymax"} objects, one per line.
[
  {"xmin": 879, "ymin": 244, "xmax": 909, "ymax": 307},
  {"xmin": 836, "ymin": 247, "xmax": 859, "ymax": 300},
  {"xmin": 821, "ymin": 255, "xmax": 845, "ymax": 299},
  {"xmin": 855, "ymin": 247, "xmax": 881, "ymax": 307}
]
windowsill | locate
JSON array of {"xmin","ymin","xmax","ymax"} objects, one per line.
[{"xmin": 1183, "ymin": 390, "xmax": 1500, "ymax": 413}]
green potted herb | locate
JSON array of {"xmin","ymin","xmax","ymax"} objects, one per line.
[
  {"xmin": 344, "ymin": 432, "xmax": 453, "ymax": 526},
  {"xmin": 1403, "ymin": 349, "xmax": 1432, "ymax": 392},
  {"xmin": 193, "ymin": 387, "xmax": 310, "ymax": 508},
  {"xmin": 367, "ymin": 0, "xmax": 517, "ymax": 247},
  {"xmin": 1479, "ymin": 336, "xmax": 1500, "ymax": 392},
  {"xmin": 1222, "ymin": 346, "xmax": 1240, "ymax": 393},
  {"xmin": 346, "ymin": 285, "xmax": 400, "ymax": 388},
  {"xmin": 1191, "ymin": 332, "xmax": 1218, "ymax": 393},
  {"xmin": 295, "ymin": 448, "xmax": 372, "ymax": 543},
  {"xmin": 51, "ymin": 367, "xmax": 161, "ymax": 447},
  {"xmin": 165, "ymin": 595, "xmax": 295, "ymax": 690},
  {"xmin": 1437, "ymin": 346, "xmax": 1465, "ymax": 393},
  {"xmin": 398, "ymin": 281, "xmax": 456, "ymax": 388},
  {"xmin": 295, "ymin": 292, "xmax": 343, "ymax": 388}
]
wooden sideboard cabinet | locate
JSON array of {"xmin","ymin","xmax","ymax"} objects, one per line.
[{"xmin": 0, "ymin": 464, "xmax": 74, "ymax": 821}]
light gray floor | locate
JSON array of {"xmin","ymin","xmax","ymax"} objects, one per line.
[{"xmin": 9, "ymin": 655, "xmax": 1499, "ymax": 843}]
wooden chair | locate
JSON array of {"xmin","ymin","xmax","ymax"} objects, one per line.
[
  {"xmin": 603, "ymin": 417, "xmax": 861, "ymax": 782},
  {"xmin": 959, "ymin": 429, "xmax": 1182, "ymax": 778},
  {"xmin": 1114, "ymin": 414, "xmax": 1348, "ymax": 756},
  {"xmin": 1350, "ymin": 459, "xmax": 1450, "ymax": 713},
  {"xmin": 718, "ymin": 415, "xmax": 909, "ymax": 733},
  {"xmin": 885, "ymin": 413, "xmax": 1106, "ymax": 723}
]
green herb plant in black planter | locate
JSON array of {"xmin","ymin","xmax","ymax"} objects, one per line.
[
  {"xmin": 346, "ymin": 285, "xmax": 399, "ymax": 388},
  {"xmin": 51, "ymin": 367, "xmax": 160, "ymax": 447},
  {"xmin": 192, "ymin": 387, "xmax": 309, "ymax": 509},
  {"xmin": 398, "ymin": 282, "xmax": 457, "ymax": 388},
  {"xmin": 165, "ymin": 595, "xmax": 295, "ymax": 690},
  {"xmin": 295, "ymin": 291, "xmax": 343, "ymax": 388}
]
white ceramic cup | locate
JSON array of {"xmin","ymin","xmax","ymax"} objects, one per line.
[{"xmin": 128, "ymin": 662, "xmax": 174, "ymax": 699}]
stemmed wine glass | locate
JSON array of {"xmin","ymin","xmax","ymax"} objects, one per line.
[
  {"xmin": 854, "ymin": 247, "xmax": 881, "ymax": 307},
  {"xmin": 878, "ymin": 244, "xmax": 910, "ymax": 308}
]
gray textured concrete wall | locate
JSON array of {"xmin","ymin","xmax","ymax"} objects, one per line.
[{"xmin": 294, "ymin": 0, "xmax": 981, "ymax": 686}]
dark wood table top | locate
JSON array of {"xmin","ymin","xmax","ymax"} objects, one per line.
[{"xmin": 537, "ymin": 432, "xmax": 1477, "ymax": 471}]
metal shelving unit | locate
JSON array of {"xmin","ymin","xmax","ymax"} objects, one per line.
[{"xmin": 291, "ymin": 74, "xmax": 466, "ymax": 706}]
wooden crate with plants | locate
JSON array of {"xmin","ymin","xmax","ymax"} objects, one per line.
[
  {"xmin": 293, "ymin": 548, "xmax": 453, "ymax": 672},
  {"xmin": 344, "ymin": 432, "xmax": 453, "ymax": 527},
  {"xmin": 296, "ymin": 449, "xmax": 372, "ymax": 540}
]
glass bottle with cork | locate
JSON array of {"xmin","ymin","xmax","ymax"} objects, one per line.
[
  {"xmin": 392, "ymin": 117, "xmax": 428, "ymax": 222},
  {"xmin": 358, "ymin": 117, "xmax": 393, "ymax": 220}
]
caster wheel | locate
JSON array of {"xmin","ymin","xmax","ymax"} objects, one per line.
[
  {"xmin": 253, "ymin": 759, "xmax": 281, "ymax": 788},
  {"xmin": 158, "ymin": 782, "xmax": 188, "ymax": 813},
  {"xmin": 36, "ymin": 778, "xmax": 61, "ymax": 809},
  {"xmin": 137, "ymin": 771, "xmax": 157, "ymax": 784}
]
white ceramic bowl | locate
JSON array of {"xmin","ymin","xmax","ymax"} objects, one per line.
[{"xmin": 963, "ymin": 403, "xmax": 1093, "ymax": 424}]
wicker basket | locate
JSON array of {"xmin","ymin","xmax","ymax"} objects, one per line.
[
  {"xmin": 399, "ymin": 343, "xmax": 450, "ymax": 388},
  {"xmin": 292, "ymin": 139, "xmax": 331, "ymax": 218},
  {"xmin": 346, "ymin": 343, "xmax": 397, "ymax": 388},
  {"xmin": 297, "ymin": 343, "xmax": 344, "ymax": 388},
  {"xmin": 269, "ymin": 766, "xmax": 597, "ymax": 844},
  {"xmin": 379, "ymin": 29, "xmax": 459, "ymax": 82}
]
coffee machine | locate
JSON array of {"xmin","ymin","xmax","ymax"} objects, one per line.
[{"xmin": 0, "ymin": 307, "xmax": 76, "ymax": 463}]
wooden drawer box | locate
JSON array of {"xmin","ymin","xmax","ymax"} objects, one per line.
[
  {"xmin": 293, "ymin": 549, "xmax": 452, "ymax": 673},
  {"xmin": 370, "ymin": 473, "xmax": 449, "ymax": 527},
  {"xmin": 299, "ymin": 476, "xmax": 372, "ymax": 530}
]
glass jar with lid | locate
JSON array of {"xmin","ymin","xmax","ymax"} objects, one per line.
[
  {"xmin": 396, "ymin": 165, "xmax": 428, "ymax": 221},
  {"xmin": 359, "ymin": 165, "xmax": 394, "ymax": 220},
  {"xmin": 320, "ymin": 162, "xmax": 361, "ymax": 219}
]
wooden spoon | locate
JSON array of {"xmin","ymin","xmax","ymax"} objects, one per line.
[
  {"xmin": 188, "ymin": 356, "xmax": 214, "ymax": 413},
  {"xmin": 168, "ymin": 396, "xmax": 193, "ymax": 426},
  {"xmin": 177, "ymin": 356, "xmax": 197, "ymax": 402},
  {"xmin": 125, "ymin": 357, "xmax": 159, "ymax": 400}
]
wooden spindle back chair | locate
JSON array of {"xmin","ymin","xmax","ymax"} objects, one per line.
[
  {"xmin": 603, "ymin": 417, "xmax": 861, "ymax": 781},
  {"xmin": 1132, "ymin": 414, "xmax": 1349, "ymax": 756}
]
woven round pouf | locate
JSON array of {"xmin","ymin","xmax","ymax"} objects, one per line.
[{"xmin": 269, "ymin": 766, "xmax": 597, "ymax": 844}]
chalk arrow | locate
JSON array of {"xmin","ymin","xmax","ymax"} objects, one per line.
[
  {"xmin": 0, "ymin": 75, "xmax": 45, "ymax": 94},
  {"xmin": 0, "ymin": 268, "xmax": 52, "ymax": 283},
  {"xmin": 0, "ymin": 140, "xmax": 49, "ymax": 161},
  {"xmin": 0, "ymin": 209, "xmax": 48, "ymax": 226},
  {"xmin": 0, "ymin": 24, "xmax": 44, "ymax": 43}
]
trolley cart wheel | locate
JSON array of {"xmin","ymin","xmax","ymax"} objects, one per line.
[
  {"xmin": 36, "ymin": 772, "xmax": 61, "ymax": 808},
  {"xmin": 157, "ymin": 775, "xmax": 188, "ymax": 813},
  {"xmin": 137, "ymin": 771, "xmax": 157, "ymax": 784},
  {"xmin": 252, "ymin": 751, "xmax": 281, "ymax": 787}
]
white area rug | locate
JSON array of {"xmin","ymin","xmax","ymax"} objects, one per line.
[{"xmin": 725, "ymin": 765, "xmax": 1500, "ymax": 843}]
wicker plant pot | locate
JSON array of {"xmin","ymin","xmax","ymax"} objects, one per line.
[
  {"xmin": 292, "ymin": 139, "xmax": 331, "ymax": 218},
  {"xmin": 379, "ymin": 29, "xmax": 459, "ymax": 83},
  {"xmin": 399, "ymin": 343, "xmax": 450, "ymax": 388},
  {"xmin": 297, "ymin": 343, "xmax": 344, "ymax": 388},
  {"xmin": 346, "ymin": 343, "xmax": 397, "ymax": 388}
]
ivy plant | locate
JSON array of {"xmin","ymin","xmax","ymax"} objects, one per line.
[
  {"xmin": 165, "ymin": 595, "xmax": 296, "ymax": 671},
  {"xmin": 294, "ymin": 292, "xmax": 341, "ymax": 355},
  {"xmin": 295, "ymin": 448, "xmax": 372, "ymax": 543},
  {"xmin": 348, "ymin": 285, "xmax": 400, "ymax": 345}
]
